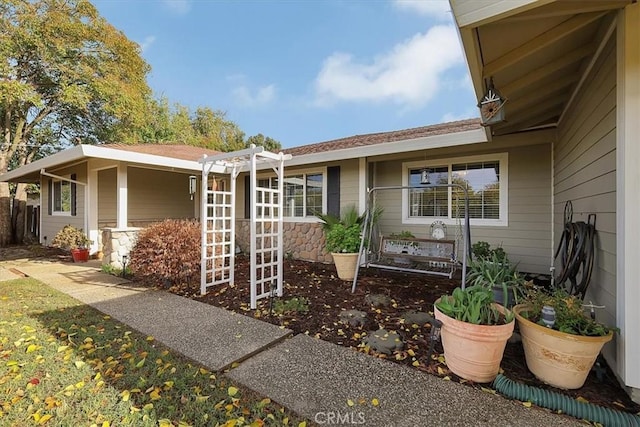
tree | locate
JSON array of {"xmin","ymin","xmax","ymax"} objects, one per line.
[
  {"xmin": 245, "ymin": 133, "xmax": 282, "ymax": 152},
  {"xmin": 134, "ymin": 97, "xmax": 281, "ymax": 153},
  {"xmin": 0, "ymin": 0, "xmax": 151, "ymax": 246}
]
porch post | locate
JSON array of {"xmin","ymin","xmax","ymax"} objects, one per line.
[
  {"xmin": 87, "ymin": 167, "xmax": 99, "ymax": 253},
  {"xmin": 116, "ymin": 162, "xmax": 128, "ymax": 229},
  {"xmin": 617, "ymin": 2, "xmax": 640, "ymax": 397}
]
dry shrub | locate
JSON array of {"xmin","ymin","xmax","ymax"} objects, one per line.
[{"xmin": 129, "ymin": 219, "xmax": 201, "ymax": 287}]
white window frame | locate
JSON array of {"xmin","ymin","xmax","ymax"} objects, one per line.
[
  {"xmin": 402, "ymin": 153, "xmax": 508, "ymax": 227},
  {"xmin": 51, "ymin": 177, "xmax": 72, "ymax": 216},
  {"xmin": 257, "ymin": 167, "xmax": 327, "ymax": 223}
]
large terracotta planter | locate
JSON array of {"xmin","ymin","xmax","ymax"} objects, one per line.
[
  {"xmin": 331, "ymin": 252, "xmax": 359, "ymax": 281},
  {"xmin": 434, "ymin": 302, "xmax": 514, "ymax": 383},
  {"xmin": 513, "ymin": 304, "xmax": 613, "ymax": 389}
]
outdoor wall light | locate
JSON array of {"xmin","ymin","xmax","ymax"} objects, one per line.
[
  {"xmin": 189, "ymin": 175, "xmax": 197, "ymax": 200},
  {"xmin": 541, "ymin": 305, "xmax": 556, "ymax": 328}
]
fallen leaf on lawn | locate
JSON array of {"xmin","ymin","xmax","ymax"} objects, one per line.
[
  {"xmin": 228, "ymin": 386, "xmax": 239, "ymax": 397},
  {"xmin": 26, "ymin": 344, "xmax": 39, "ymax": 353},
  {"xmin": 121, "ymin": 390, "xmax": 130, "ymax": 402},
  {"xmin": 74, "ymin": 360, "xmax": 86, "ymax": 369},
  {"xmin": 146, "ymin": 336, "xmax": 154, "ymax": 341},
  {"xmin": 412, "ymin": 360, "xmax": 420, "ymax": 367},
  {"xmin": 149, "ymin": 389, "xmax": 161, "ymax": 400}
]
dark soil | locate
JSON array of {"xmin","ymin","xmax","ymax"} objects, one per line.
[{"xmin": 161, "ymin": 255, "xmax": 640, "ymax": 415}]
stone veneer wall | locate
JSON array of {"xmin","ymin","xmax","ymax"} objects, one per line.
[
  {"xmin": 102, "ymin": 228, "xmax": 141, "ymax": 269},
  {"xmin": 236, "ymin": 219, "xmax": 332, "ymax": 263}
]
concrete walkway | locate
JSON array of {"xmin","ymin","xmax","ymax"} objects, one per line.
[{"xmin": 0, "ymin": 258, "xmax": 585, "ymax": 426}]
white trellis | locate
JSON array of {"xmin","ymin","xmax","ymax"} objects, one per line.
[{"xmin": 199, "ymin": 145, "xmax": 291, "ymax": 309}]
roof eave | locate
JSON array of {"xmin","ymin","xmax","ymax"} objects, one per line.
[
  {"xmin": 285, "ymin": 127, "xmax": 488, "ymax": 167},
  {"xmin": 0, "ymin": 144, "xmax": 228, "ymax": 183}
]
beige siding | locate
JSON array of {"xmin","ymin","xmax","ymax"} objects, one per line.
[
  {"xmin": 97, "ymin": 168, "xmax": 116, "ymax": 228},
  {"xmin": 127, "ymin": 167, "xmax": 195, "ymax": 223},
  {"xmin": 97, "ymin": 167, "xmax": 196, "ymax": 229},
  {"xmin": 373, "ymin": 142, "xmax": 552, "ymax": 274},
  {"xmin": 554, "ymin": 37, "xmax": 617, "ymax": 366},
  {"xmin": 41, "ymin": 162, "xmax": 87, "ymax": 244},
  {"xmin": 333, "ymin": 159, "xmax": 360, "ymax": 210}
]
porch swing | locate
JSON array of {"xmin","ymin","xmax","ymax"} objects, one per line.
[{"xmin": 351, "ymin": 183, "xmax": 472, "ymax": 293}]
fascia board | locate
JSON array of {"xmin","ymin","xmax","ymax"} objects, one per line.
[
  {"xmin": 0, "ymin": 144, "xmax": 228, "ymax": 183},
  {"xmin": 0, "ymin": 145, "xmax": 86, "ymax": 182},
  {"xmin": 284, "ymin": 127, "xmax": 489, "ymax": 167}
]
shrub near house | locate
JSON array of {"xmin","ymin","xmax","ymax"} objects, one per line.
[{"xmin": 129, "ymin": 219, "xmax": 201, "ymax": 287}]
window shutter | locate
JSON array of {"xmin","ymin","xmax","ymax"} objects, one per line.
[
  {"xmin": 244, "ymin": 175, "xmax": 250, "ymax": 219},
  {"xmin": 70, "ymin": 174, "xmax": 77, "ymax": 216},
  {"xmin": 47, "ymin": 179, "xmax": 52, "ymax": 215},
  {"xmin": 327, "ymin": 166, "xmax": 340, "ymax": 217}
]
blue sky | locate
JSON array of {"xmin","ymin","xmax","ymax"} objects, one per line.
[{"xmin": 93, "ymin": 0, "xmax": 479, "ymax": 148}]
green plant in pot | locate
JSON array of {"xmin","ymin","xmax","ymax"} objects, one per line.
[
  {"xmin": 51, "ymin": 225, "xmax": 92, "ymax": 262},
  {"xmin": 434, "ymin": 285, "xmax": 514, "ymax": 383},
  {"xmin": 513, "ymin": 288, "xmax": 615, "ymax": 389},
  {"xmin": 316, "ymin": 205, "xmax": 380, "ymax": 281},
  {"xmin": 466, "ymin": 252, "xmax": 527, "ymax": 308}
]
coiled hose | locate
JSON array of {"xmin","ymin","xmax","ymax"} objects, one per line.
[
  {"xmin": 493, "ymin": 374, "xmax": 640, "ymax": 426},
  {"xmin": 554, "ymin": 201, "xmax": 596, "ymax": 299}
]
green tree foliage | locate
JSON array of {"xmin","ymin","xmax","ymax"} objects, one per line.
[
  {"xmin": 0, "ymin": 0, "xmax": 152, "ymax": 246},
  {"xmin": 246, "ymin": 133, "xmax": 282, "ymax": 152},
  {"xmin": 133, "ymin": 96, "xmax": 282, "ymax": 152}
]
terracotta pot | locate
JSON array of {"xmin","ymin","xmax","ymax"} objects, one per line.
[
  {"xmin": 513, "ymin": 304, "xmax": 613, "ymax": 389},
  {"xmin": 434, "ymin": 301, "xmax": 514, "ymax": 383},
  {"xmin": 71, "ymin": 248, "xmax": 90, "ymax": 263},
  {"xmin": 331, "ymin": 252, "xmax": 359, "ymax": 281}
]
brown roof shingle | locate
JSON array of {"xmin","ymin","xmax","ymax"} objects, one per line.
[
  {"xmin": 283, "ymin": 118, "xmax": 482, "ymax": 156},
  {"xmin": 100, "ymin": 143, "xmax": 220, "ymax": 162}
]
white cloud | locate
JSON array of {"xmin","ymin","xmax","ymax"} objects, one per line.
[
  {"xmin": 392, "ymin": 0, "xmax": 451, "ymax": 21},
  {"xmin": 232, "ymin": 84, "xmax": 276, "ymax": 107},
  {"xmin": 314, "ymin": 25, "xmax": 463, "ymax": 108},
  {"xmin": 163, "ymin": 0, "xmax": 191, "ymax": 15},
  {"xmin": 140, "ymin": 36, "xmax": 156, "ymax": 53}
]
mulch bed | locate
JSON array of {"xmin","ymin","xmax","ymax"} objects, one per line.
[{"xmin": 160, "ymin": 254, "xmax": 640, "ymax": 415}]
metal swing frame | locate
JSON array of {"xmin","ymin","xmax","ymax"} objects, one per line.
[{"xmin": 351, "ymin": 184, "xmax": 472, "ymax": 293}]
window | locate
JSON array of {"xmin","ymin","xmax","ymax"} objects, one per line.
[
  {"xmin": 402, "ymin": 153, "xmax": 508, "ymax": 226},
  {"xmin": 52, "ymin": 179, "xmax": 72, "ymax": 215},
  {"xmin": 258, "ymin": 171, "xmax": 325, "ymax": 218}
]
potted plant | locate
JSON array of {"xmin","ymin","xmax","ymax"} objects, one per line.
[
  {"xmin": 51, "ymin": 225, "xmax": 92, "ymax": 262},
  {"xmin": 513, "ymin": 288, "xmax": 615, "ymax": 389},
  {"xmin": 434, "ymin": 285, "xmax": 515, "ymax": 383},
  {"xmin": 316, "ymin": 206, "xmax": 365, "ymax": 281},
  {"xmin": 465, "ymin": 252, "xmax": 527, "ymax": 308}
]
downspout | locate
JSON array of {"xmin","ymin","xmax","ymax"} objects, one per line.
[{"xmin": 550, "ymin": 141, "xmax": 555, "ymax": 284}]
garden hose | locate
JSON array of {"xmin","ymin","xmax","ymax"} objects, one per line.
[
  {"xmin": 554, "ymin": 201, "xmax": 596, "ymax": 299},
  {"xmin": 493, "ymin": 374, "xmax": 640, "ymax": 426}
]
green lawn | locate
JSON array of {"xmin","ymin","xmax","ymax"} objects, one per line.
[{"xmin": 0, "ymin": 278, "xmax": 309, "ymax": 427}]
